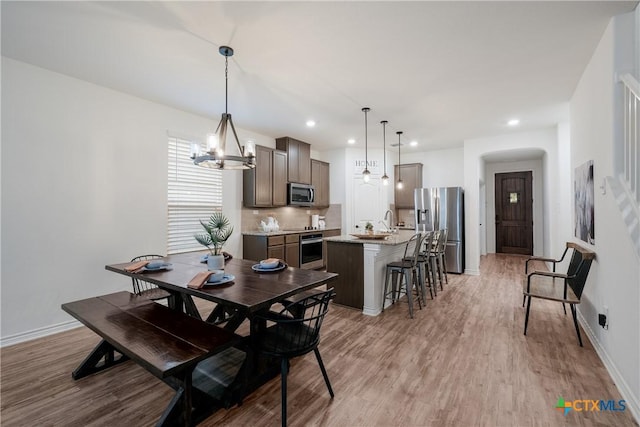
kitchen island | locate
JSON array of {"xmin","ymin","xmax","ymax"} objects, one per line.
[{"xmin": 324, "ymin": 230, "xmax": 416, "ymax": 316}]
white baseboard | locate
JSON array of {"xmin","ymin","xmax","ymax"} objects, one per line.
[
  {"xmin": 0, "ymin": 319, "xmax": 82, "ymax": 348},
  {"xmin": 464, "ymin": 268, "xmax": 480, "ymax": 276},
  {"xmin": 577, "ymin": 310, "xmax": 640, "ymax": 424}
]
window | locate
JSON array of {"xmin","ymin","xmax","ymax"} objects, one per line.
[{"xmin": 167, "ymin": 135, "xmax": 222, "ymax": 254}]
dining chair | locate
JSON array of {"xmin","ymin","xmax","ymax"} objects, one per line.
[
  {"xmin": 254, "ymin": 288, "xmax": 336, "ymax": 427},
  {"xmin": 382, "ymin": 233, "xmax": 425, "ymax": 318},
  {"xmin": 129, "ymin": 254, "xmax": 172, "ymax": 304}
]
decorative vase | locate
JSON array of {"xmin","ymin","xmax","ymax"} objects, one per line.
[{"xmin": 207, "ymin": 254, "xmax": 225, "ymax": 271}]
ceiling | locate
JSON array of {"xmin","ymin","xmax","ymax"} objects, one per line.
[{"xmin": 2, "ymin": 1, "xmax": 637, "ymax": 153}]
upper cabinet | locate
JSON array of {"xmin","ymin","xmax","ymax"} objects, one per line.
[
  {"xmin": 243, "ymin": 145, "xmax": 288, "ymax": 208},
  {"xmin": 276, "ymin": 137, "xmax": 311, "ymax": 184},
  {"xmin": 394, "ymin": 163, "xmax": 423, "ymax": 208},
  {"xmin": 272, "ymin": 150, "xmax": 288, "ymax": 206},
  {"xmin": 311, "ymin": 159, "xmax": 330, "ymax": 208}
]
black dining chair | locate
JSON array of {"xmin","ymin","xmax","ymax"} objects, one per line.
[
  {"xmin": 254, "ymin": 288, "xmax": 336, "ymax": 427},
  {"xmin": 129, "ymin": 254, "xmax": 172, "ymax": 304}
]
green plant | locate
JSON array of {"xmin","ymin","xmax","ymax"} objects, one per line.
[
  {"xmin": 365, "ymin": 222, "xmax": 374, "ymax": 231},
  {"xmin": 194, "ymin": 212, "xmax": 234, "ymax": 255}
]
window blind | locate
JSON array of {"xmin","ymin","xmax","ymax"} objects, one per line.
[{"xmin": 167, "ymin": 136, "xmax": 222, "ymax": 254}]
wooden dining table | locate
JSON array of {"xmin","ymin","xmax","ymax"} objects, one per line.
[
  {"xmin": 105, "ymin": 252, "xmax": 338, "ymax": 415},
  {"xmin": 106, "ymin": 252, "xmax": 338, "ymax": 325}
]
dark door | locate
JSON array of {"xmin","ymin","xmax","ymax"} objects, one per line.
[{"xmin": 495, "ymin": 171, "xmax": 533, "ymax": 255}]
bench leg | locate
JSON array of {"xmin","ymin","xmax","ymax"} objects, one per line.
[
  {"xmin": 524, "ymin": 296, "xmax": 532, "ymax": 336},
  {"xmin": 72, "ymin": 339, "xmax": 129, "ymax": 380},
  {"xmin": 570, "ymin": 304, "xmax": 583, "ymax": 347},
  {"xmin": 157, "ymin": 369, "xmax": 195, "ymax": 427}
]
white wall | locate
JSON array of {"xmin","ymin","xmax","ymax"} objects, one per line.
[
  {"xmin": 404, "ymin": 147, "xmax": 464, "ymax": 188},
  {"xmin": 0, "ymin": 58, "xmax": 270, "ymax": 342},
  {"xmin": 570, "ymin": 13, "xmax": 640, "ymax": 417},
  {"xmin": 463, "ymin": 128, "xmax": 562, "ymax": 275}
]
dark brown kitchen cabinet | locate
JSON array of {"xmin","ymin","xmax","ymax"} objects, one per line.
[
  {"xmin": 394, "ymin": 163, "xmax": 423, "ymax": 208},
  {"xmin": 272, "ymin": 150, "xmax": 287, "ymax": 206},
  {"xmin": 285, "ymin": 234, "xmax": 300, "ymax": 268},
  {"xmin": 276, "ymin": 137, "xmax": 311, "ymax": 184},
  {"xmin": 243, "ymin": 233, "xmax": 299, "ymax": 268},
  {"xmin": 311, "ymin": 159, "xmax": 330, "ymax": 208},
  {"xmin": 243, "ymin": 145, "xmax": 287, "ymax": 208}
]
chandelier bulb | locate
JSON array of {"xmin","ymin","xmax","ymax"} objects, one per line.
[
  {"xmin": 381, "ymin": 174, "xmax": 389, "ymax": 185},
  {"xmin": 363, "ymin": 169, "xmax": 371, "ymax": 182}
]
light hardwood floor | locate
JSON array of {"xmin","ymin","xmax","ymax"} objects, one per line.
[{"xmin": 1, "ymin": 254, "xmax": 637, "ymax": 426}]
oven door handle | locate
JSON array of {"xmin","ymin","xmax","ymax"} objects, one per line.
[{"xmin": 301, "ymin": 238, "xmax": 324, "ymax": 245}]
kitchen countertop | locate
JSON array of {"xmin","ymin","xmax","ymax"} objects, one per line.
[
  {"xmin": 324, "ymin": 230, "xmax": 416, "ymax": 246},
  {"xmin": 242, "ymin": 227, "xmax": 341, "ymax": 237}
]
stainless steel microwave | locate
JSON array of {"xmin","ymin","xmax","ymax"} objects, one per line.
[{"xmin": 288, "ymin": 183, "xmax": 315, "ymax": 206}]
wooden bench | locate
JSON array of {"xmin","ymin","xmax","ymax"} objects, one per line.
[
  {"xmin": 522, "ymin": 242, "xmax": 596, "ymax": 346},
  {"xmin": 62, "ymin": 291, "xmax": 242, "ymax": 426}
]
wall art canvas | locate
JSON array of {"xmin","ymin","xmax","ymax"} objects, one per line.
[{"xmin": 574, "ymin": 160, "xmax": 595, "ymax": 244}]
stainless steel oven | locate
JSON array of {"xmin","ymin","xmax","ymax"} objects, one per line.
[{"xmin": 300, "ymin": 233, "xmax": 324, "ymax": 269}]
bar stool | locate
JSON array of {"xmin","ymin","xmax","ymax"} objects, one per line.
[
  {"xmin": 418, "ymin": 231, "xmax": 439, "ymax": 301},
  {"xmin": 429, "ymin": 229, "xmax": 448, "ymax": 290},
  {"xmin": 382, "ymin": 233, "xmax": 424, "ymax": 318}
]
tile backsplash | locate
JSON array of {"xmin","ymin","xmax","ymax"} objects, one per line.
[
  {"xmin": 241, "ymin": 204, "xmax": 342, "ymax": 232},
  {"xmin": 396, "ymin": 209, "xmax": 415, "ymax": 228}
]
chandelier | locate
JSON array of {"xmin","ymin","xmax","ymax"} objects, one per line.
[{"xmin": 190, "ymin": 46, "xmax": 256, "ymax": 170}]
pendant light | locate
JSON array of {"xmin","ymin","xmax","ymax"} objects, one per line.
[
  {"xmin": 190, "ymin": 46, "xmax": 256, "ymax": 170},
  {"xmin": 381, "ymin": 120, "xmax": 389, "ymax": 185},
  {"xmin": 396, "ymin": 131, "xmax": 404, "ymax": 189},
  {"xmin": 362, "ymin": 107, "xmax": 371, "ymax": 182}
]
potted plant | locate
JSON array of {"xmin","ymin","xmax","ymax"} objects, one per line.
[
  {"xmin": 195, "ymin": 212, "xmax": 233, "ymax": 270},
  {"xmin": 365, "ymin": 221, "xmax": 374, "ymax": 235}
]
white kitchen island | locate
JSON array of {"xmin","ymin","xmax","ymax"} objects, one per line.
[{"xmin": 324, "ymin": 230, "xmax": 416, "ymax": 316}]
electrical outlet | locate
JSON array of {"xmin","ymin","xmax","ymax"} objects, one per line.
[
  {"xmin": 603, "ymin": 305, "xmax": 609, "ymax": 316},
  {"xmin": 253, "ymin": 210, "xmax": 259, "ymax": 215},
  {"xmin": 306, "ymin": 210, "xmax": 311, "ymax": 215},
  {"xmin": 598, "ymin": 313, "xmax": 608, "ymax": 330}
]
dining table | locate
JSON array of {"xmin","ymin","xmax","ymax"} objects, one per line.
[{"xmin": 104, "ymin": 251, "xmax": 338, "ymax": 414}]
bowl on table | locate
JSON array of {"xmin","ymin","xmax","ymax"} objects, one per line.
[
  {"xmin": 259, "ymin": 258, "xmax": 280, "ymax": 269},
  {"xmin": 208, "ymin": 270, "xmax": 225, "ymax": 282}
]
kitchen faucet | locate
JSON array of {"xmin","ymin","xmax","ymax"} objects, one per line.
[{"xmin": 383, "ymin": 210, "xmax": 396, "ymax": 233}]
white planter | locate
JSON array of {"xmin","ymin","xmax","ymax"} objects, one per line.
[{"xmin": 207, "ymin": 254, "xmax": 225, "ymax": 271}]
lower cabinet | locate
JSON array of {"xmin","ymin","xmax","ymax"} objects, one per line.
[
  {"xmin": 285, "ymin": 234, "xmax": 300, "ymax": 268},
  {"xmin": 243, "ymin": 234, "xmax": 299, "ymax": 267}
]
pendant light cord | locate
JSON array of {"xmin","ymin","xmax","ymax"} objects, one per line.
[
  {"xmin": 364, "ymin": 109, "xmax": 368, "ymax": 167},
  {"xmin": 382, "ymin": 121, "xmax": 387, "ymax": 172},
  {"xmin": 225, "ymin": 54, "xmax": 228, "ymax": 115},
  {"xmin": 397, "ymin": 131, "xmax": 402, "ymax": 181}
]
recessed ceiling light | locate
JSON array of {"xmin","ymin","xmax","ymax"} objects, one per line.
[
  {"xmin": 306, "ymin": 120, "xmax": 316, "ymax": 127},
  {"xmin": 410, "ymin": 140, "xmax": 418, "ymax": 147},
  {"xmin": 508, "ymin": 119, "xmax": 520, "ymax": 126},
  {"xmin": 347, "ymin": 138, "xmax": 356, "ymax": 144}
]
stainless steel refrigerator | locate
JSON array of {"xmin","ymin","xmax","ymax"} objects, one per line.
[{"xmin": 414, "ymin": 187, "xmax": 465, "ymax": 273}]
